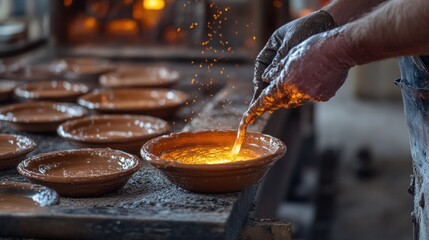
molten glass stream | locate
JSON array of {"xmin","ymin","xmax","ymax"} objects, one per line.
[
  {"xmin": 231, "ymin": 118, "xmax": 248, "ymax": 155},
  {"xmin": 231, "ymin": 84, "xmax": 312, "ymax": 156}
]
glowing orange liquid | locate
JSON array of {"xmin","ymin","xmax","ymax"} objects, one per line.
[
  {"xmin": 160, "ymin": 145, "xmax": 261, "ymax": 165},
  {"xmin": 231, "ymin": 119, "xmax": 248, "ymax": 155}
]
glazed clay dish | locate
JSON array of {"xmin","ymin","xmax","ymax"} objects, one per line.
[
  {"xmin": 0, "ymin": 134, "xmax": 36, "ymax": 170},
  {"xmin": 0, "ymin": 101, "xmax": 89, "ymax": 132},
  {"xmin": 17, "ymin": 148, "xmax": 142, "ymax": 197},
  {"xmin": 0, "ymin": 80, "xmax": 16, "ymax": 101},
  {"xmin": 58, "ymin": 115, "xmax": 169, "ymax": 154},
  {"xmin": 0, "ymin": 64, "xmax": 57, "ymax": 81},
  {"xmin": 141, "ymin": 130, "xmax": 286, "ymax": 193},
  {"xmin": 14, "ymin": 81, "xmax": 90, "ymax": 102},
  {"xmin": 100, "ymin": 65, "xmax": 179, "ymax": 88},
  {"xmin": 78, "ymin": 88, "xmax": 188, "ymax": 118},
  {"xmin": 52, "ymin": 58, "xmax": 116, "ymax": 79},
  {"xmin": 0, "ymin": 182, "xmax": 59, "ymax": 212}
]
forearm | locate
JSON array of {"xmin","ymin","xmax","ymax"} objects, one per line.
[
  {"xmin": 323, "ymin": 0, "xmax": 388, "ymax": 25},
  {"xmin": 344, "ymin": 0, "xmax": 429, "ymax": 64}
]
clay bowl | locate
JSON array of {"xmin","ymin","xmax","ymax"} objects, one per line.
[
  {"xmin": 0, "ymin": 80, "xmax": 16, "ymax": 101},
  {"xmin": 0, "ymin": 64, "xmax": 57, "ymax": 81},
  {"xmin": 78, "ymin": 88, "xmax": 189, "ymax": 118},
  {"xmin": 14, "ymin": 81, "xmax": 90, "ymax": 102},
  {"xmin": 57, "ymin": 115, "xmax": 169, "ymax": 155},
  {"xmin": 0, "ymin": 101, "xmax": 89, "ymax": 132},
  {"xmin": 141, "ymin": 130, "xmax": 286, "ymax": 193},
  {"xmin": 0, "ymin": 182, "xmax": 59, "ymax": 212},
  {"xmin": 99, "ymin": 65, "xmax": 179, "ymax": 88},
  {"xmin": 0, "ymin": 134, "xmax": 36, "ymax": 171},
  {"xmin": 17, "ymin": 148, "xmax": 142, "ymax": 197},
  {"xmin": 53, "ymin": 58, "xmax": 116, "ymax": 79}
]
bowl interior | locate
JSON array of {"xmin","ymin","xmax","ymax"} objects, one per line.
[
  {"xmin": 18, "ymin": 148, "xmax": 141, "ymax": 182},
  {"xmin": 0, "ymin": 134, "xmax": 36, "ymax": 159},
  {"xmin": 143, "ymin": 130, "xmax": 286, "ymax": 167},
  {"xmin": 58, "ymin": 115, "xmax": 169, "ymax": 143}
]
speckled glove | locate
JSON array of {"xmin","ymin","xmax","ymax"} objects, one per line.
[
  {"xmin": 244, "ymin": 29, "xmax": 358, "ymax": 124},
  {"xmin": 251, "ymin": 10, "xmax": 337, "ymax": 104}
]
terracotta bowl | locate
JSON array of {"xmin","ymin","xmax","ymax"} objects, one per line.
[
  {"xmin": 99, "ymin": 66, "xmax": 179, "ymax": 88},
  {"xmin": 0, "ymin": 134, "xmax": 36, "ymax": 171},
  {"xmin": 53, "ymin": 58, "xmax": 116, "ymax": 79},
  {"xmin": 57, "ymin": 114, "xmax": 169, "ymax": 155},
  {"xmin": 0, "ymin": 80, "xmax": 16, "ymax": 101},
  {"xmin": 141, "ymin": 130, "xmax": 286, "ymax": 193},
  {"xmin": 17, "ymin": 148, "xmax": 142, "ymax": 197},
  {"xmin": 14, "ymin": 81, "xmax": 90, "ymax": 102},
  {"xmin": 0, "ymin": 182, "xmax": 59, "ymax": 212},
  {"xmin": 0, "ymin": 64, "xmax": 57, "ymax": 81},
  {"xmin": 78, "ymin": 88, "xmax": 189, "ymax": 118},
  {"xmin": 0, "ymin": 101, "xmax": 89, "ymax": 132}
]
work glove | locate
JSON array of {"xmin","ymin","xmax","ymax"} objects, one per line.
[
  {"xmin": 244, "ymin": 29, "xmax": 359, "ymax": 124},
  {"xmin": 251, "ymin": 10, "xmax": 337, "ymax": 104}
]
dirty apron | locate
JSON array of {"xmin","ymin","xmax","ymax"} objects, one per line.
[{"xmin": 396, "ymin": 55, "xmax": 429, "ymax": 240}]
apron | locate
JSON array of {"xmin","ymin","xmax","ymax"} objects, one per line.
[{"xmin": 396, "ymin": 55, "xmax": 429, "ymax": 240}]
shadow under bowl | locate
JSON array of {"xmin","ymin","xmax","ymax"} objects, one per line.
[
  {"xmin": 0, "ymin": 181, "xmax": 59, "ymax": 212},
  {"xmin": 17, "ymin": 148, "xmax": 141, "ymax": 197},
  {"xmin": 141, "ymin": 130, "xmax": 286, "ymax": 193},
  {"xmin": 0, "ymin": 134, "xmax": 37, "ymax": 171}
]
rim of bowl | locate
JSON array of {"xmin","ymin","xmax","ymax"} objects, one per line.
[
  {"xmin": 17, "ymin": 148, "xmax": 142, "ymax": 184},
  {"xmin": 140, "ymin": 129, "xmax": 287, "ymax": 170},
  {"xmin": 57, "ymin": 114, "xmax": 170, "ymax": 143},
  {"xmin": 0, "ymin": 134, "xmax": 37, "ymax": 160},
  {"xmin": 0, "ymin": 101, "xmax": 89, "ymax": 123}
]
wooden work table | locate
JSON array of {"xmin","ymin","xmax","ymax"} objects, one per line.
[{"xmin": 0, "ymin": 62, "xmax": 296, "ymax": 240}]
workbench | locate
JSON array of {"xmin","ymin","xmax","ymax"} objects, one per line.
[{"xmin": 0, "ymin": 63, "xmax": 294, "ymax": 240}]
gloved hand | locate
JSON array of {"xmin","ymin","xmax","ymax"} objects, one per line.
[
  {"xmin": 244, "ymin": 28, "xmax": 359, "ymax": 124},
  {"xmin": 251, "ymin": 10, "xmax": 337, "ymax": 104}
]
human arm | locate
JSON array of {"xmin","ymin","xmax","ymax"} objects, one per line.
[
  {"xmin": 323, "ymin": 0, "xmax": 388, "ymax": 25},
  {"xmin": 245, "ymin": 0, "xmax": 429, "ymax": 123}
]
